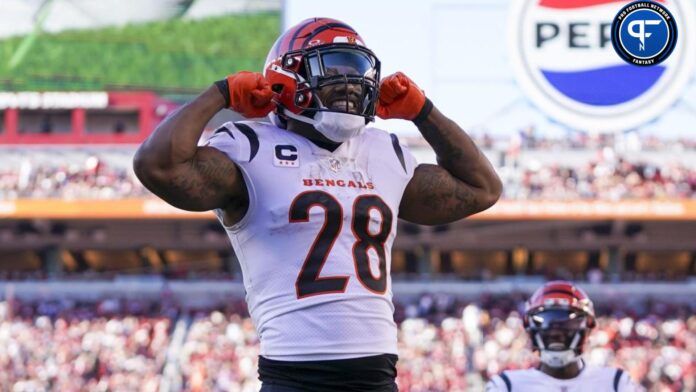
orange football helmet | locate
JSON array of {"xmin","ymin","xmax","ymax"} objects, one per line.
[
  {"xmin": 263, "ymin": 18, "xmax": 381, "ymax": 128},
  {"xmin": 523, "ymin": 281, "xmax": 596, "ymax": 367}
]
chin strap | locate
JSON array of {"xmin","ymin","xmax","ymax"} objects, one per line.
[
  {"xmin": 536, "ymin": 332, "xmax": 582, "ymax": 368},
  {"xmin": 539, "ymin": 349, "xmax": 581, "ymax": 368},
  {"xmin": 269, "ymin": 105, "xmax": 310, "ymax": 130},
  {"xmin": 282, "ymin": 107, "xmax": 316, "ymax": 126},
  {"xmin": 275, "ymin": 106, "xmax": 367, "ymax": 143}
]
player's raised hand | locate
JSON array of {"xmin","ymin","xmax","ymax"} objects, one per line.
[
  {"xmin": 376, "ymin": 72, "xmax": 426, "ymax": 121},
  {"xmin": 225, "ymin": 71, "xmax": 276, "ymax": 118}
]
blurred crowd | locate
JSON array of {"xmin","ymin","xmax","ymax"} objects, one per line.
[
  {"xmin": 500, "ymin": 155, "xmax": 695, "ymax": 201},
  {"xmin": 1, "ymin": 131, "xmax": 694, "ymax": 201},
  {"xmin": 0, "ymin": 155, "xmax": 147, "ymax": 200},
  {"xmin": 467, "ymin": 127, "xmax": 696, "ymax": 152},
  {"xmin": 178, "ymin": 302, "xmax": 259, "ymax": 392},
  {"xmin": 0, "ymin": 299, "xmax": 173, "ymax": 391},
  {"xmin": 1, "ymin": 153, "xmax": 691, "ymax": 201},
  {"xmin": 0, "ymin": 294, "xmax": 693, "ymax": 391}
]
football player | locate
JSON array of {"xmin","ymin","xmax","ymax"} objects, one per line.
[
  {"xmin": 486, "ymin": 281, "xmax": 642, "ymax": 391},
  {"xmin": 134, "ymin": 18, "xmax": 502, "ymax": 391}
]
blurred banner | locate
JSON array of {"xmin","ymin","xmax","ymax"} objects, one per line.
[
  {"xmin": 2, "ymin": 199, "xmax": 695, "ymax": 220},
  {"xmin": 0, "ymin": 3, "xmax": 280, "ymax": 93}
]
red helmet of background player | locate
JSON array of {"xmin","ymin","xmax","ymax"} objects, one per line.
[
  {"xmin": 523, "ymin": 281, "xmax": 596, "ymax": 368},
  {"xmin": 263, "ymin": 17, "xmax": 381, "ymax": 128}
]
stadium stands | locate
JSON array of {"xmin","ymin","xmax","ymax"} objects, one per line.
[
  {"xmin": 1, "ymin": 294, "xmax": 693, "ymax": 391},
  {"xmin": 0, "ymin": 139, "xmax": 693, "ymax": 201},
  {"xmin": 0, "ymin": 299, "xmax": 172, "ymax": 391},
  {"xmin": 0, "ymin": 151, "xmax": 146, "ymax": 200}
]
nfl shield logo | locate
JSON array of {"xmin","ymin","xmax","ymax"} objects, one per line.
[{"xmin": 328, "ymin": 158, "xmax": 341, "ymax": 173}]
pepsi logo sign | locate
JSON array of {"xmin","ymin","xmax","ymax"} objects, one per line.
[{"xmin": 508, "ymin": 0, "xmax": 695, "ymax": 132}]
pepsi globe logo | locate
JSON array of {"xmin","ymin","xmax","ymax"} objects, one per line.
[
  {"xmin": 612, "ymin": 1, "xmax": 678, "ymax": 66},
  {"xmin": 509, "ymin": 0, "xmax": 695, "ymax": 132}
]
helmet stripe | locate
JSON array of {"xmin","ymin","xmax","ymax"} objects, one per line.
[
  {"xmin": 285, "ymin": 18, "xmax": 319, "ymax": 53},
  {"xmin": 300, "ymin": 22, "xmax": 357, "ymax": 48},
  {"xmin": 542, "ymin": 289, "xmax": 577, "ymax": 297}
]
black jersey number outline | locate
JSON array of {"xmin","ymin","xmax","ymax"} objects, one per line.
[{"xmin": 289, "ymin": 191, "xmax": 393, "ymax": 299}]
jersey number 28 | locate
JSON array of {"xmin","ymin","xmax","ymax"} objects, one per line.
[{"xmin": 289, "ymin": 190, "xmax": 393, "ymax": 299}]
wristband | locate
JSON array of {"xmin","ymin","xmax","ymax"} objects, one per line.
[
  {"xmin": 413, "ymin": 98, "xmax": 433, "ymax": 126},
  {"xmin": 214, "ymin": 78, "xmax": 231, "ymax": 107}
]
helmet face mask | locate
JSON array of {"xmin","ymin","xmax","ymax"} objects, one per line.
[
  {"xmin": 528, "ymin": 309, "xmax": 588, "ymax": 333},
  {"xmin": 523, "ymin": 281, "xmax": 596, "ymax": 368},
  {"xmin": 285, "ymin": 44, "xmax": 380, "ymax": 120},
  {"xmin": 264, "ymin": 18, "xmax": 381, "ymax": 129},
  {"xmin": 527, "ymin": 309, "xmax": 589, "ymax": 352}
]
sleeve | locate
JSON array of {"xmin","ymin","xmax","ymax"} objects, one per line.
[
  {"xmin": 616, "ymin": 370, "xmax": 645, "ymax": 392},
  {"xmin": 485, "ymin": 375, "xmax": 509, "ymax": 392},
  {"xmin": 204, "ymin": 121, "xmax": 253, "ymax": 164},
  {"xmin": 389, "ymin": 133, "xmax": 418, "ymax": 179},
  {"xmin": 204, "ymin": 121, "xmax": 258, "ymax": 230}
]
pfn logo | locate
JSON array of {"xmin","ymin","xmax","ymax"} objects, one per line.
[
  {"xmin": 612, "ymin": 2, "xmax": 677, "ymax": 66},
  {"xmin": 628, "ymin": 19, "xmax": 662, "ymax": 50}
]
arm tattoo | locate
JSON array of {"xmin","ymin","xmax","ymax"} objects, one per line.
[
  {"xmin": 418, "ymin": 117, "xmax": 466, "ymax": 165},
  {"xmin": 414, "ymin": 164, "xmax": 477, "ymax": 216},
  {"xmin": 401, "ymin": 106, "xmax": 501, "ymax": 223},
  {"xmin": 166, "ymin": 151, "xmax": 240, "ymax": 211}
]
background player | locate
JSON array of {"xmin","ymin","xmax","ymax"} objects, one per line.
[{"xmin": 487, "ymin": 281, "xmax": 643, "ymax": 391}]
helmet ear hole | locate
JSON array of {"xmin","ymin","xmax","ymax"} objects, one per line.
[
  {"xmin": 272, "ymin": 84, "xmax": 284, "ymax": 93},
  {"xmin": 294, "ymin": 91, "xmax": 313, "ymax": 107},
  {"xmin": 587, "ymin": 315, "xmax": 596, "ymax": 329}
]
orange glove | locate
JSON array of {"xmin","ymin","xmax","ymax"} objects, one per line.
[
  {"xmin": 225, "ymin": 71, "xmax": 276, "ymax": 118},
  {"xmin": 376, "ymin": 72, "xmax": 427, "ymax": 121}
]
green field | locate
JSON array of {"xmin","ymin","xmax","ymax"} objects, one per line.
[{"xmin": 0, "ymin": 12, "xmax": 279, "ymax": 93}]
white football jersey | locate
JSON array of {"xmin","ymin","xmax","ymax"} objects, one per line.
[
  {"xmin": 206, "ymin": 121, "xmax": 417, "ymax": 361},
  {"xmin": 486, "ymin": 365, "xmax": 643, "ymax": 392}
]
